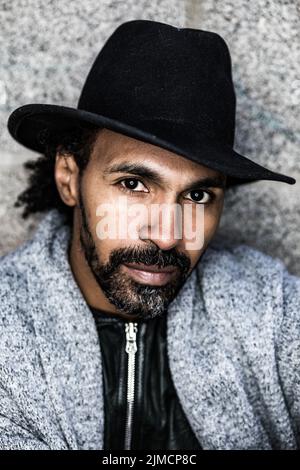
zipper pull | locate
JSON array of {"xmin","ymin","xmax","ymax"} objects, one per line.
[
  {"xmin": 125, "ymin": 322, "xmax": 138, "ymax": 354},
  {"xmin": 124, "ymin": 322, "xmax": 138, "ymax": 450}
]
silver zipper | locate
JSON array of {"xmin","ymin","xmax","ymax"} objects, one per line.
[{"xmin": 124, "ymin": 321, "xmax": 138, "ymax": 450}]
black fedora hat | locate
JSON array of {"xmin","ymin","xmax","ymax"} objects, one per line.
[{"xmin": 7, "ymin": 19, "xmax": 296, "ymax": 187}]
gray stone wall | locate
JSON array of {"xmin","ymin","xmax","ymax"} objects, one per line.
[{"xmin": 1, "ymin": 0, "xmax": 299, "ymax": 274}]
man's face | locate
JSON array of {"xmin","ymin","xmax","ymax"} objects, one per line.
[{"xmin": 69, "ymin": 129, "xmax": 226, "ymax": 321}]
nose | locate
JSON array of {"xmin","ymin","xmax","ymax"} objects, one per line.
[{"xmin": 139, "ymin": 203, "xmax": 182, "ymax": 251}]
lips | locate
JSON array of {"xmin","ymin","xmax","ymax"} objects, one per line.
[
  {"xmin": 123, "ymin": 262, "xmax": 177, "ymax": 273},
  {"xmin": 121, "ymin": 262, "xmax": 178, "ymax": 286}
]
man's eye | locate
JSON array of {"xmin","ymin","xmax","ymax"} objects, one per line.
[
  {"xmin": 119, "ymin": 178, "xmax": 148, "ymax": 193},
  {"xmin": 185, "ymin": 189, "xmax": 213, "ymax": 204}
]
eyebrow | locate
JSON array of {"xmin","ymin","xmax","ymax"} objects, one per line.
[{"xmin": 103, "ymin": 161, "xmax": 227, "ymax": 190}]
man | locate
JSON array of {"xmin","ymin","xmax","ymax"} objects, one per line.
[{"xmin": 1, "ymin": 19, "xmax": 299, "ymax": 450}]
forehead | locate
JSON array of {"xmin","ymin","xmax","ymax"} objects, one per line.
[{"xmin": 91, "ymin": 128, "xmax": 225, "ymax": 180}]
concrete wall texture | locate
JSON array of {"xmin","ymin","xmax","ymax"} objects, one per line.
[{"xmin": 0, "ymin": 0, "xmax": 299, "ymax": 274}]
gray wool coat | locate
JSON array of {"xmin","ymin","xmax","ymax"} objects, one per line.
[{"xmin": 0, "ymin": 208, "xmax": 299, "ymax": 450}]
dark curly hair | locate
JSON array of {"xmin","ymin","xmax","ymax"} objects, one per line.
[{"xmin": 14, "ymin": 125, "xmax": 103, "ymax": 225}]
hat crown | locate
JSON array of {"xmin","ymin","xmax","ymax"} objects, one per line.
[{"xmin": 78, "ymin": 19, "xmax": 236, "ymax": 146}]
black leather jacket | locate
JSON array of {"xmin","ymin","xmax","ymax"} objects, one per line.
[{"xmin": 90, "ymin": 306, "xmax": 202, "ymax": 450}]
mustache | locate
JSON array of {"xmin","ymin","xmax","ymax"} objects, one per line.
[{"xmin": 107, "ymin": 244, "xmax": 191, "ymax": 274}]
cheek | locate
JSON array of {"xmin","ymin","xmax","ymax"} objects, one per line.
[
  {"xmin": 83, "ymin": 183, "xmax": 139, "ymax": 262},
  {"xmin": 203, "ymin": 210, "xmax": 220, "ymax": 235},
  {"xmin": 182, "ymin": 205, "xmax": 222, "ymax": 262},
  {"xmin": 83, "ymin": 177, "xmax": 118, "ymax": 231},
  {"xmin": 182, "ymin": 204, "xmax": 220, "ymax": 239}
]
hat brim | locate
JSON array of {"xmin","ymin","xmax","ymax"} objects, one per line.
[{"xmin": 7, "ymin": 103, "xmax": 296, "ymax": 188}]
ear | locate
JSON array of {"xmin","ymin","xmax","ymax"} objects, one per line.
[{"xmin": 54, "ymin": 152, "xmax": 79, "ymax": 207}]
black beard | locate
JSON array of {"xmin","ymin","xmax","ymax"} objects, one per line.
[{"xmin": 78, "ymin": 188, "xmax": 192, "ymax": 321}]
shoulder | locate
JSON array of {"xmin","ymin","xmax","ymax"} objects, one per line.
[
  {"xmin": 0, "ymin": 237, "xmax": 35, "ymax": 316},
  {"xmin": 198, "ymin": 241, "xmax": 300, "ymax": 332},
  {"xmin": 275, "ymin": 265, "xmax": 300, "ymax": 361},
  {"xmin": 0, "ymin": 236, "xmax": 43, "ymax": 373},
  {"xmin": 0, "ymin": 209, "xmax": 71, "ymax": 367},
  {"xmin": 0, "ymin": 208, "xmax": 66, "ymax": 318},
  {"xmin": 0, "ymin": 242, "xmax": 37, "ymax": 356},
  {"xmin": 210, "ymin": 241, "xmax": 300, "ymax": 303},
  {"xmin": 199, "ymin": 241, "xmax": 288, "ymax": 294},
  {"xmin": 197, "ymin": 243, "xmax": 300, "ymax": 432},
  {"xmin": 202, "ymin": 240, "xmax": 287, "ymax": 274},
  {"xmin": 0, "ymin": 235, "xmax": 65, "ymax": 448}
]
